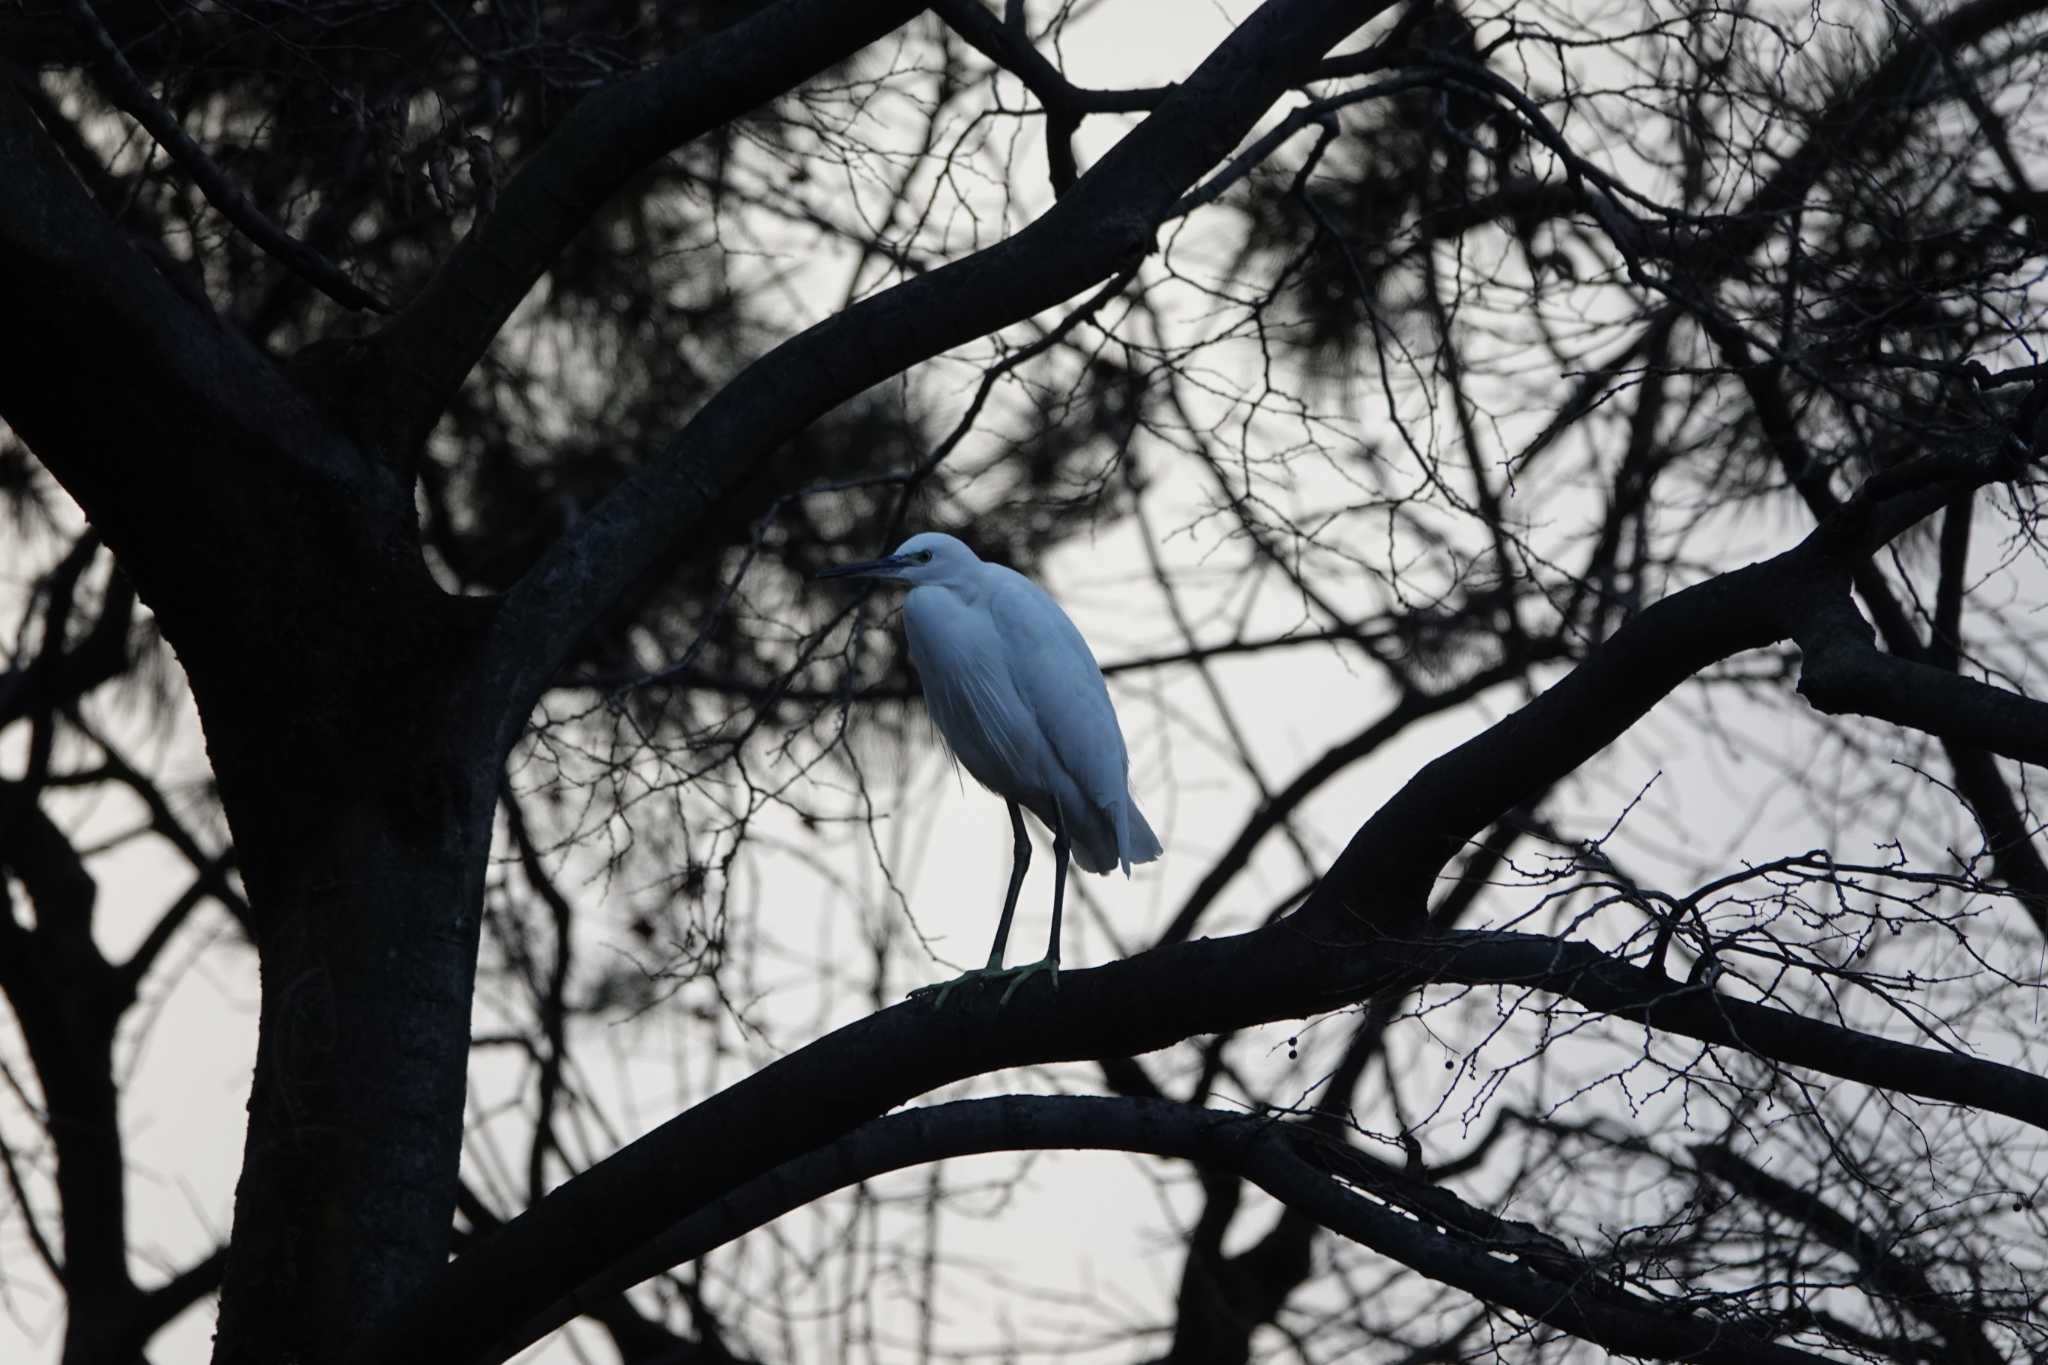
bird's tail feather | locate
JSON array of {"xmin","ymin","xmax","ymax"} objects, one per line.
[
  {"xmin": 1123, "ymin": 800, "xmax": 1162, "ymax": 875},
  {"xmin": 1069, "ymin": 814, "xmax": 1120, "ymax": 875},
  {"xmin": 1055, "ymin": 795, "xmax": 1164, "ymax": 877},
  {"xmin": 1077, "ymin": 797, "xmax": 1161, "ymax": 877}
]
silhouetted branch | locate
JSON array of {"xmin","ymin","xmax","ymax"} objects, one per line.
[
  {"xmin": 931, "ymin": 0, "xmax": 1170, "ymax": 195},
  {"xmin": 132, "ymin": 1245, "xmax": 227, "ymax": 1344},
  {"xmin": 492, "ymin": 1096, "xmax": 1839, "ymax": 1365},
  {"xmin": 363, "ymin": 899, "xmax": 2048, "ymax": 1365}
]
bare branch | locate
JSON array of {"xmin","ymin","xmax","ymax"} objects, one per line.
[
  {"xmin": 1302, "ymin": 449, "xmax": 2044, "ymax": 931},
  {"xmin": 1157, "ymin": 647, "xmax": 1565, "ymax": 950}
]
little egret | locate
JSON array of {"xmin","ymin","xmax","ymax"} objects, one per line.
[{"xmin": 820, "ymin": 532, "xmax": 1162, "ymax": 1004}]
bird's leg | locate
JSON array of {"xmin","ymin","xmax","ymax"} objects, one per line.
[
  {"xmin": 912, "ymin": 800, "xmax": 1033, "ymax": 1008},
  {"xmin": 997, "ymin": 809, "xmax": 1068, "ymax": 1006},
  {"xmin": 984, "ymin": 799, "xmax": 1032, "ymax": 970}
]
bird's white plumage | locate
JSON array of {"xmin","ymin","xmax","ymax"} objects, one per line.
[
  {"xmin": 820, "ymin": 531, "xmax": 1160, "ymax": 998},
  {"xmin": 902, "ymin": 557, "xmax": 1156, "ymax": 872},
  {"xmin": 855, "ymin": 532, "xmax": 1160, "ymax": 875}
]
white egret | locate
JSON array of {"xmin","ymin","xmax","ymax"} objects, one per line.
[{"xmin": 820, "ymin": 532, "xmax": 1162, "ymax": 1004}]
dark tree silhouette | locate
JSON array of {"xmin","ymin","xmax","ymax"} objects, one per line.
[{"xmin": 4, "ymin": 1, "xmax": 2048, "ymax": 1363}]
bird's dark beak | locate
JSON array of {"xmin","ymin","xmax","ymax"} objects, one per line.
[{"xmin": 816, "ymin": 554, "xmax": 909, "ymax": 581}]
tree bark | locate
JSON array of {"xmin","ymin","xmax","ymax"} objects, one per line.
[{"xmin": 211, "ymin": 762, "xmax": 496, "ymax": 1362}]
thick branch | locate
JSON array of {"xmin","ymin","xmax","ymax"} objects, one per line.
[
  {"xmin": 1296, "ymin": 454, "xmax": 2045, "ymax": 933},
  {"xmin": 362, "ymin": 907, "xmax": 2048, "ymax": 1365},
  {"xmin": 1157, "ymin": 647, "xmax": 1563, "ymax": 949},
  {"xmin": 1698, "ymin": 318, "xmax": 2048, "ymax": 932},
  {"xmin": 1305, "ymin": 555, "xmax": 1785, "ymax": 920},
  {"xmin": 0, "ymin": 80, "xmax": 368, "ymax": 593},
  {"xmin": 456, "ymin": 1181, "xmax": 708, "ymax": 1364},
  {"xmin": 1792, "ymin": 594, "xmax": 2048, "ymax": 766},
  {"xmin": 500, "ymin": 1097, "xmax": 1833, "ymax": 1365}
]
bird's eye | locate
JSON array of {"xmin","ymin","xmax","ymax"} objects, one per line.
[{"xmin": 915, "ymin": 550, "xmax": 934, "ymax": 563}]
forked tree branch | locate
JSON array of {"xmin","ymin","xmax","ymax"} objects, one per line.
[
  {"xmin": 1792, "ymin": 592, "xmax": 2048, "ymax": 765},
  {"xmin": 1695, "ymin": 315, "xmax": 2048, "ymax": 933},
  {"xmin": 129, "ymin": 1246, "xmax": 228, "ymax": 1353},
  {"xmin": 931, "ymin": 0, "xmax": 1172, "ymax": 194}
]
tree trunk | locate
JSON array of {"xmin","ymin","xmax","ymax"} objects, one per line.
[
  {"xmin": 208, "ymin": 734, "xmax": 496, "ymax": 1363},
  {"xmin": 165, "ymin": 558, "xmax": 503, "ymax": 1363}
]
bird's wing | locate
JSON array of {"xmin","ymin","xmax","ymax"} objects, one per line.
[
  {"xmin": 988, "ymin": 566, "xmax": 1129, "ymax": 811},
  {"xmin": 901, "ymin": 583, "xmax": 1040, "ymax": 791}
]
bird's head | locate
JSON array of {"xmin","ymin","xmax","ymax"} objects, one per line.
[{"xmin": 817, "ymin": 532, "xmax": 980, "ymax": 588}]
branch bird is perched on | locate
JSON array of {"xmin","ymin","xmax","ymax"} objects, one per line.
[{"xmin": 820, "ymin": 532, "xmax": 1162, "ymax": 1004}]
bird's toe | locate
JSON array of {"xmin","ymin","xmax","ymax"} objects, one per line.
[
  {"xmin": 996, "ymin": 957, "xmax": 1059, "ymax": 1008},
  {"xmin": 909, "ymin": 967, "xmax": 994, "ymax": 1010},
  {"xmin": 909, "ymin": 959, "xmax": 1061, "ymax": 1010}
]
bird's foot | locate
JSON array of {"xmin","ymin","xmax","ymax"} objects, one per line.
[
  {"xmin": 997, "ymin": 955, "xmax": 1059, "ymax": 1008},
  {"xmin": 909, "ymin": 958, "xmax": 1060, "ymax": 1010},
  {"xmin": 908, "ymin": 967, "xmax": 993, "ymax": 1010}
]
